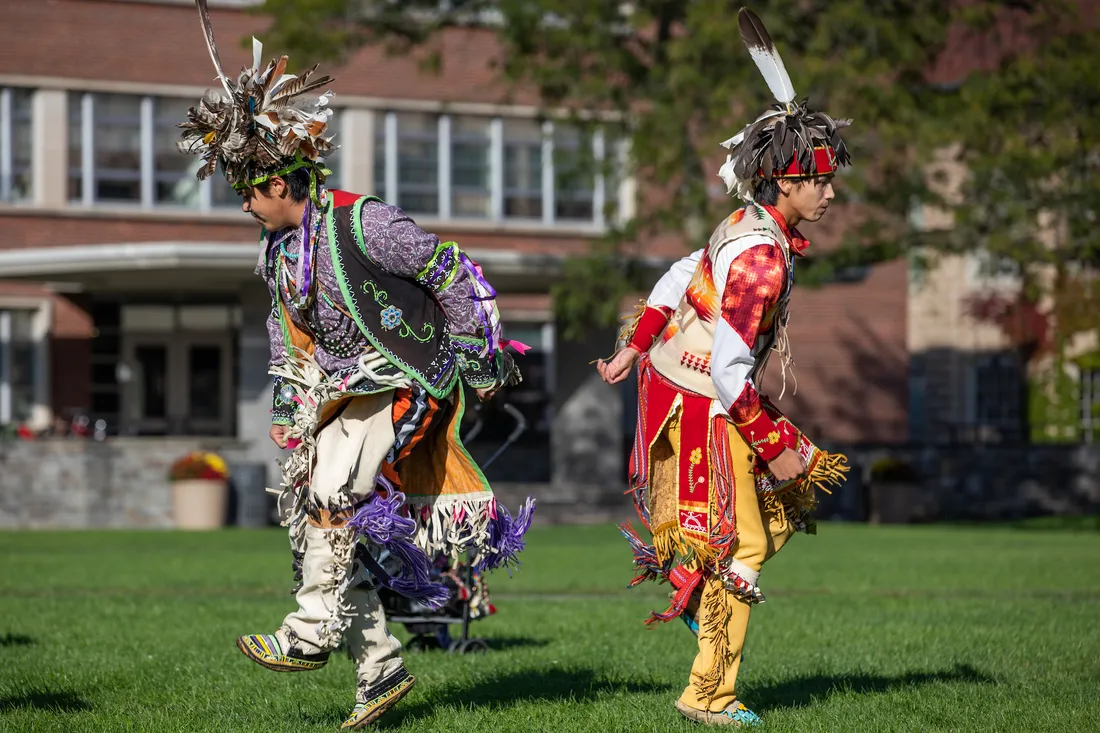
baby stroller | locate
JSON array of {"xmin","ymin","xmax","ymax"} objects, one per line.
[{"xmin": 377, "ymin": 401, "xmax": 527, "ymax": 654}]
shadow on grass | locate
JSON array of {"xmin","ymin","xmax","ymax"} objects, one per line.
[
  {"xmin": 749, "ymin": 663, "xmax": 996, "ymax": 712},
  {"xmin": 0, "ymin": 633, "xmax": 35, "ymax": 647},
  {"xmin": 403, "ymin": 636, "xmax": 551, "ymax": 654},
  {"xmin": 0, "ymin": 688, "xmax": 92, "ymax": 713},
  {"xmin": 301, "ymin": 667, "xmax": 673, "ymax": 727}
]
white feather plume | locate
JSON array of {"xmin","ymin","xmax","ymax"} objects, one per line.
[{"xmin": 738, "ymin": 8, "xmax": 796, "ymax": 106}]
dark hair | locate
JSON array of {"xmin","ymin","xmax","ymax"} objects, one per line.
[
  {"xmin": 255, "ymin": 165, "xmax": 315, "ymax": 203},
  {"xmin": 753, "ymin": 177, "xmax": 782, "ymax": 206}
]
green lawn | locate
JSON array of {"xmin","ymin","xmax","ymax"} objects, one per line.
[{"xmin": 1, "ymin": 522, "xmax": 1098, "ymax": 732}]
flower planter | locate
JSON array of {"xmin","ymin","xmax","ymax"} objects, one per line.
[{"xmin": 171, "ymin": 478, "xmax": 229, "ymax": 530}]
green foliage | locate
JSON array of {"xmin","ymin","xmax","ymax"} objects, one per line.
[
  {"xmin": 257, "ymin": 0, "xmax": 1100, "ymax": 340},
  {"xmin": 1028, "ymin": 359, "xmax": 1082, "ymax": 443}
]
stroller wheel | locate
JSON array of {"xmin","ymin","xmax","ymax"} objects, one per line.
[{"xmin": 449, "ymin": 638, "xmax": 490, "ymax": 655}]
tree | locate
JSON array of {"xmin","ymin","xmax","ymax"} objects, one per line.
[
  {"xmin": 256, "ymin": 0, "xmax": 1097, "ymax": 351},
  {"xmin": 934, "ymin": 2, "xmax": 1100, "ymax": 440}
]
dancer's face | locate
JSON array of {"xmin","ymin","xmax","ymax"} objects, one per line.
[
  {"xmin": 238, "ymin": 176, "xmax": 300, "ymax": 231},
  {"xmin": 780, "ymin": 175, "xmax": 835, "ymax": 223}
]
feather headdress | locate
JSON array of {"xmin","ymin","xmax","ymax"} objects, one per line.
[
  {"xmin": 177, "ymin": 0, "xmax": 337, "ymax": 195},
  {"xmin": 718, "ymin": 8, "xmax": 852, "ymax": 202}
]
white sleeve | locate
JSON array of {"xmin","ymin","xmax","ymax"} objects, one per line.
[
  {"xmin": 712, "ymin": 319, "xmax": 757, "ymax": 413},
  {"xmin": 647, "ymin": 248, "xmax": 703, "ymax": 310},
  {"xmin": 709, "ymin": 235, "xmax": 776, "ymax": 413}
]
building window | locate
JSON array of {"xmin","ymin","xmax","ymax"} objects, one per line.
[
  {"xmin": 374, "ymin": 110, "xmax": 621, "ymax": 227},
  {"xmin": 0, "ymin": 303, "xmax": 49, "ymax": 429},
  {"xmin": 450, "ymin": 116, "xmax": 491, "ymax": 218},
  {"xmin": 503, "ymin": 118, "xmax": 543, "ymax": 219},
  {"xmin": 155, "ymin": 97, "xmax": 202, "ymax": 207},
  {"xmin": 93, "ymin": 94, "xmax": 143, "ymax": 203},
  {"xmin": 1, "ymin": 87, "xmax": 34, "ymax": 203},
  {"xmin": 553, "ymin": 124, "xmax": 595, "ymax": 222},
  {"xmin": 396, "ymin": 112, "xmax": 440, "ymax": 215},
  {"xmin": 972, "ymin": 352, "xmax": 1024, "ymax": 442},
  {"xmin": 69, "ymin": 91, "xmax": 306, "ymax": 211},
  {"xmin": 1081, "ymin": 368, "xmax": 1100, "ymax": 443}
]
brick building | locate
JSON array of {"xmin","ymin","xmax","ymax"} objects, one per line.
[{"xmin": 0, "ymin": 0, "xmax": 913, "ymax": 497}]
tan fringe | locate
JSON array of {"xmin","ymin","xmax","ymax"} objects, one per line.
[
  {"xmin": 618, "ymin": 299, "xmax": 649, "ymax": 346},
  {"xmin": 759, "ymin": 489, "xmax": 787, "ymax": 523},
  {"xmin": 588, "ymin": 299, "xmax": 648, "ymax": 365},
  {"xmin": 694, "ymin": 581, "xmax": 736, "ymax": 704},
  {"xmin": 806, "ymin": 451, "xmax": 850, "ymax": 497},
  {"xmin": 652, "ymin": 521, "xmax": 718, "ymax": 569},
  {"xmin": 770, "ymin": 317, "xmax": 798, "ymax": 401}
]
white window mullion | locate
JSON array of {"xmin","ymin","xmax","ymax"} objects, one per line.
[
  {"xmin": 542, "ymin": 120, "xmax": 555, "ymax": 226},
  {"xmin": 438, "ymin": 114, "xmax": 452, "ymax": 219},
  {"xmin": 31, "ymin": 304, "xmax": 51, "ymax": 430},
  {"xmin": 0, "ymin": 88, "xmax": 12, "ymax": 202},
  {"xmin": 140, "ymin": 96, "xmax": 155, "ymax": 208},
  {"xmin": 616, "ymin": 135, "xmax": 634, "ymax": 224},
  {"xmin": 592, "ymin": 126, "xmax": 606, "ymax": 229},
  {"xmin": 384, "ymin": 111, "xmax": 398, "ymax": 208},
  {"xmin": 199, "ymin": 176, "xmax": 212, "ymax": 212},
  {"xmin": 489, "ymin": 117, "xmax": 503, "ymax": 221},
  {"xmin": 81, "ymin": 93, "xmax": 95, "ymax": 206},
  {"xmin": 0, "ymin": 311, "xmax": 11, "ymax": 424}
]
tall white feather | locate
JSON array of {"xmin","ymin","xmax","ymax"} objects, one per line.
[
  {"xmin": 738, "ymin": 8, "xmax": 796, "ymax": 105},
  {"xmin": 194, "ymin": 0, "xmax": 234, "ymax": 99}
]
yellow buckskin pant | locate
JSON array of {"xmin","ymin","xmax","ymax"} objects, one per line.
[{"xmin": 662, "ymin": 412, "xmax": 797, "ymax": 712}]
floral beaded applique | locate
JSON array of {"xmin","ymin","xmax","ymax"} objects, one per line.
[
  {"xmin": 279, "ymin": 384, "xmax": 296, "ymax": 403},
  {"xmin": 380, "ymin": 305, "xmax": 403, "ymax": 331},
  {"xmin": 687, "ymin": 447, "xmax": 705, "ymax": 494}
]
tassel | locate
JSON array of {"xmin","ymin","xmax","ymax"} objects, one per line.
[
  {"xmin": 644, "ymin": 567, "xmax": 703, "ymax": 626},
  {"xmin": 347, "ymin": 487, "xmax": 450, "ymax": 608},
  {"xmin": 619, "ymin": 521, "xmax": 664, "ymax": 587},
  {"xmin": 475, "ymin": 496, "xmax": 536, "ymax": 573}
]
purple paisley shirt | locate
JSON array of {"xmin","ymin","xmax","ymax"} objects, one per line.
[{"xmin": 260, "ymin": 197, "xmax": 479, "ymax": 380}]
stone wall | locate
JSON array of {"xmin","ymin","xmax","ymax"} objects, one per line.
[
  {"xmin": 2, "ymin": 437, "xmax": 1098, "ymax": 529},
  {"xmin": 815, "ymin": 443, "xmax": 1100, "ymax": 523},
  {"xmin": 0, "ymin": 438, "xmax": 256, "ymax": 529}
]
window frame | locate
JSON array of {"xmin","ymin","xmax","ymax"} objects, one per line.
[
  {"xmin": 0, "ymin": 298, "xmax": 52, "ymax": 430},
  {"xmin": 0, "ymin": 86, "xmax": 34, "ymax": 203},
  {"xmin": 375, "ymin": 110, "xmax": 622, "ymax": 229},
  {"xmin": 67, "ymin": 92, "xmax": 342, "ymax": 212}
]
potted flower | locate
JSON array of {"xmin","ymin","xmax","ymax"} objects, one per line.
[{"xmin": 169, "ymin": 452, "xmax": 231, "ymax": 530}]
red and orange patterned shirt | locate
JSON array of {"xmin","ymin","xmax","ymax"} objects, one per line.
[{"xmin": 628, "ymin": 205, "xmax": 807, "ymax": 461}]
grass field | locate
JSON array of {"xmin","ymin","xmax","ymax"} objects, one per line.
[{"xmin": 1, "ymin": 522, "xmax": 1099, "ymax": 732}]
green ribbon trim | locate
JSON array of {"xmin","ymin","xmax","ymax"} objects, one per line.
[
  {"xmin": 325, "ymin": 195, "xmax": 457, "ymax": 399},
  {"xmin": 232, "ymin": 152, "xmax": 332, "ymax": 205},
  {"xmin": 417, "ymin": 241, "xmax": 463, "ymax": 290}
]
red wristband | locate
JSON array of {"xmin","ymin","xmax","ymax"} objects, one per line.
[
  {"xmin": 628, "ymin": 306, "xmax": 672, "ymax": 353},
  {"xmin": 734, "ymin": 409, "xmax": 785, "ymax": 462}
]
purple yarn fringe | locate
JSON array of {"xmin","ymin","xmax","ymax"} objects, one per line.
[
  {"xmin": 475, "ymin": 497, "xmax": 536, "ymax": 573},
  {"xmin": 346, "ymin": 485, "xmax": 450, "ymax": 609}
]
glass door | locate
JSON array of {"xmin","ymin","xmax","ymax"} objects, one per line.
[{"xmin": 121, "ymin": 333, "xmax": 234, "ymax": 435}]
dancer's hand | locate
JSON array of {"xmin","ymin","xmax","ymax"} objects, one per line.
[
  {"xmin": 597, "ymin": 347, "xmax": 641, "ymax": 385},
  {"xmin": 767, "ymin": 447, "xmax": 806, "ymax": 482},
  {"xmin": 269, "ymin": 424, "xmax": 291, "ymax": 449},
  {"xmin": 476, "ymin": 387, "xmax": 497, "ymax": 402}
]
